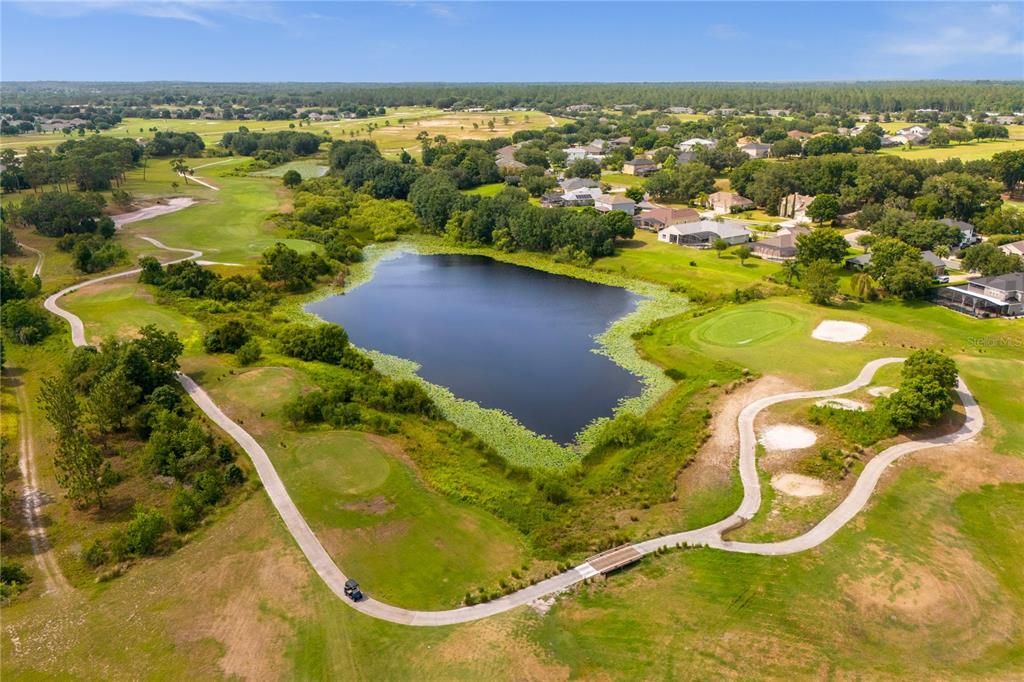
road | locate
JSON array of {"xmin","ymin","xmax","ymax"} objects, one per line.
[{"xmin": 41, "ymin": 204, "xmax": 984, "ymax": 626}]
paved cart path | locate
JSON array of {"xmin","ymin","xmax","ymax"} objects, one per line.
[{"xmin": 42, "ymin": 202, "xmax": 984, "ymax": 626}]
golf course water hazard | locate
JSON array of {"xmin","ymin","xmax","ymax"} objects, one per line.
[{"xmin": 307, "ymin": 252, "xmax": 644, "ymax": 443}]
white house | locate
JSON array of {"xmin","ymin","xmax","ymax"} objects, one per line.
[
  {"xmin": 658, "ymin": 220, "xmax": 752, "ymax": 248},
  {"xmin": 677, "ymin": 138, "xmax": 716, "ymax": 152},
  {"xmin": 594, "ymin": 194, "xmax": 636, "ymax": 214},
  {"xmin": 739, "ymin": 142, "xmax": 771, "ymax": 158},
  {"xmin": 896, "ymin": 125, "xmax": 931, "ymax": 137}
]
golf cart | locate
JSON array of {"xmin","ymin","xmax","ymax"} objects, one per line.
[{"xmin": 344, "ymin": 578, "xmax": 364, "ymax": 602}]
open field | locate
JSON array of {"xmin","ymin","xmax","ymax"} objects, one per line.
[
  {"xmin": 593, "ymin": 230, "xmax": 784, "ymax": 296},
  {"xmin": 0, "ymin": 108, "xmax": 568, "ymax": 158},
  {"xmin": 881, "ymin": 138, "xmax": 1024, "ymax": 162}
]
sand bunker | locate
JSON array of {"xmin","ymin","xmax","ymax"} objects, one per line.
[
  {"xmin": 815, "ymin": 398, "xmax": 867, "ymax": 411},
  {"xmin": 772, "ymin": 473, "xmax": 826, "ymax": 498},
  {"xmin": 760, "ymin": 424, "xmax": 818, "ymax": 451},
  {"xmin": 868, "ymin": 386, "xmax": 897, "ymax": 397},
  {"xmin": 812, "ymin": 320, "xmax": 870, "ymax": 343}
]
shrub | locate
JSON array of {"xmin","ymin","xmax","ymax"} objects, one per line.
[
  {"xmin": 235, "ymin": 339, "xmax": 262, "ymax": 366},
  {"xmin": 594, "ymin": 413, "xmax": 649, "ymax": 449},
  {"xmin": 111, "ymin": 506, "xmax": 167, "ymax": 560},
  {"xmin": 81, "ymin": 539, "xmax": 109, "ymax": 568},
  {"xmin": 170, "ymin": 488, "xmax": 203, "ymax": 533},
  {"xmin": 808, "ymin": 404, "xmax": 896, "ymax": 446},
  {"xmin": 664, "ymin": 368, "xmax": 687, "ymax": 381},
  {"xmin": 203, "ymin": 320, "xmax": 251, "ymax": 354}
]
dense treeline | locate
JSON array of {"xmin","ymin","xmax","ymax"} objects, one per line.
[
  {"xmin": 4, "ymin": 81, "xmax": 1023, "ymax": 114},
  {"xmin": 219, "ymin": 127, "xmax": 325, "ymax": 159},
  {"xmin": 1, "ymin": 136, "xmax": 141, "ymax": 192}
]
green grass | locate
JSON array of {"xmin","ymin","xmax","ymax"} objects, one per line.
[
  {"xmin": 249, "ymin": 159, "xmax": 329, "ymax": 179},
  {"xmin": 881, "ymin": 138, "xmax": 1024, "ymax": 162},
  {"xmin": 201, "ymin": 363, "xmax": 532, "ymax": 610},
  {"xmin": 61, "ymin": 280, "xmax": 204, "ymax": 351},
  {"xmin": 462, "ymin": 182, "xmax": 507, "ymax": 197},
  {"xmin": 599, "ymin": 172, "xmax": 645, "ymax": 188},
  {"xmin": 694, "ymin": 308, "xmax": 797, "ymax": 347},
  {"xmin": 593, "ymin": 230, "xmax": 783, "ymax": 297}
]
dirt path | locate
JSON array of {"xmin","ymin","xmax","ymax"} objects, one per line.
[
  {"xmin": 16, "ymin": 242, "xmax": 45, "ymax": 278},
  {"xmin": 15, "ymin": 382, "xmax": 72, "ymax": 595}
]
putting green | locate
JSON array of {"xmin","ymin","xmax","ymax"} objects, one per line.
[{"xmin": 694, "ymin": 309, "xmax": 797, "ymax": 347}]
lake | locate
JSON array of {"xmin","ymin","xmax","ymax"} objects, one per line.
[{"xmin": 306, "ymin": 252, "xmax": 644, "ymax": 443}]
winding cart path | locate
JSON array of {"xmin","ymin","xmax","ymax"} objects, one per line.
[{"xmin": 42, "ymin": 203, "xmax": 984, "ymax": 626}]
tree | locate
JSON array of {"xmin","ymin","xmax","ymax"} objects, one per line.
[
  {"xmin": 408, "ymin": 172, "xmax": 461, "ymax": 232},
  {"xmin": 991, "ymin": 150, "xmax": 1024, "ymax": 192},
  {"xmin": 961, "ymin": 242, "xmax": 1024, "ymax": 276},
  {"xmin": 780, "ymin": 260, "xmax": 801, "ymax": 286},
  {"xmin": 88, "ymin": 367, "xmax": 142, "ymax": 433},
  {"xmin": 902, "ymin": 349, "xmax": 958, "ymax": 389},
  {"xmin": 38, "ymin": 375, "xmax": 112, "ymax": 508},
  {"xmin": 806, "ymin": 194, "xmax": 840, "ymax": 223},
  {"xmin": 170, "ymin": 158, "xmax": 191, "ymax": 184},
  {"xmin": 796, "ymin": 228, "xmax": 848, "ymax": 264},
  {"xmin": 803, "ymin": 260, "xmax": 839, "ymax": 304},
  {"xmin": 625, "ymin": 186, "xmax": 645, "ymax": 203},
  {"xmin": 282, "ymin": 169, "xmax": 302, "ymax": 187},
  {"xmin": 203, "ymin": 320, "xmax": 250, "ymax": 353},
  {"xmin": 236, "ymin": 339, "xmax": 262, "ymax": 366},
  {"xmin": 770, "ymin": 138, "xmax": 803, "ymax": 158},
  {"xmin": 919, "ymin": 172, "xmax": 1002, "ymax": 221},
  {"xmin": 883, "ymin": 255, "xmax": 934, "ymax": 300},
  {"xmin": 850, "ymin": 272, "xmax": 879, "ymax": 301},
  {"xmin": 566, "ymin": 158, "xmax": 601, "ymax": 180},
  {"xmin": 712, "ymin": 238, "xmax": 728, "ymax": 258},
  {"xmin": 735, "ymin": 244, "xmax": 752, "ymax": 265},
  {"xmin": 928, "ymin": 128, "xmax": 951, "ymax": 147},
  {"xmin": 886, "ymin": 375, "xmax": 954, "ymax": 430}
]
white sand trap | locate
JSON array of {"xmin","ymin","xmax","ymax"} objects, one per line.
[
  {"xmin": 868, "ymin": 385, "xmax": 897, "ymax": 397},
  {"xmin": 760, "ymin": 424, "xmax": 818, "ymax": 451},
  {"xmin": 815, "ymin": 398, "xmax": 867, "ymax": 411},
  {"xmin": 772, "ymin": 473, "xmax": 826, "ymax": 498},
  {"xmin": 811, "ymin": 320, "xmax": 870, "ymax": 343}
]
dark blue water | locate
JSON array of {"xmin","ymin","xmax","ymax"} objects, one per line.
[{"xmin": 306, "ymin": 252, "xmax": 643, "ymax": 443}]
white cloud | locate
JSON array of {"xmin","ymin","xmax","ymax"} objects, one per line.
[
  {"xmin": 16, "ymin": 0, "xmax": 285, "ymax": 29},
  {"xmin": 876, "ymin": 3, "xmax": 1023, "ymax": 69},
  {"xmin": 707, "ymin": 23, "xmax": 745, "ymax": 41}
]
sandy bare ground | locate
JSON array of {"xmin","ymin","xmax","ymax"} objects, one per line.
[
  {"xmin": 677, "ymin": 376, "xmax": 795, "ymax": 492},
  {"xmin": 812, "ymin": 320, "xmax": 870, "ymax": 343},
  {"xmin": 113, "ymin": 197, "xmax": 196, "ymax": 227},
  {"xmin": 760, "ymin": 424, "xmax": 818, "ymax": 451},
  {"xmin": 771, "ymin": 473, "xmax": 826, "ymax": 498},
  {"xmin": 815, "ymin": 397, "xmax": 867, "ymax": 411},
  {"xmin": 14, "ymin": 382, "xmax": 72, "ymax": 596}
]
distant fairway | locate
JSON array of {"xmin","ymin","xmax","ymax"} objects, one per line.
[
  {"xmin": 694, "ymin": 309, "xmax": 797, "ymax": 347},
  {"xmin": 251, "ymin": 159, "xmax": 329, "ymax": 179}
]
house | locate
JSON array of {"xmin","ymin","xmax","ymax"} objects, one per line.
[
  {"xmin": 667, "ymin": 107, "xmax": 695, "ymax": 115},
  {"xmin": 999, "ymin": 239, "xmax": 1024, "ymax": 258},
  {"xmin": 610, "ymin": 136, "xmax": 632, "ymax": 148},
  {"xmin": 934, "ymin": 272, "xmax": 1024, "ymax": 318},
  {"xmin": 787, "ymin": 130, "xmax": 812, "ymax": 140},
  {"xmin": 764, "ymin": 109, "xmax": 790, "ymax": 117},
  {"xmin": 622, "ymin": 158, "xmax": 658, "ymax": 176},
  {"xmin": 994, "ymin": 115, "xmax": 1018, "ymax": 125},
  {"xmin": 594, "ymin": 194, "xmax": 636, "ymax": 214},
  {"xmin": 707, "ymin": 191, "xmax": 754, "ymax": 214},
  {"xmin": 739, "ymin": 142, "xmax": 771, "ymax": 159},
  {"xmin": 675, "ymin": 151, "xmax": 698, "ymax": 165},
  {"xmin": 938, "ymin": 218, "xmax": 978, "ymax": 248},
  {"xmin": 845, "ymin": 254, "xmax": 872, "ymax": 270},
  {"xmin": 559, "ymin": 177, "xmax": 599, "ymax": 192},
  {"xmin": 495, "ymin": 144, "xmax": 526, "ymax": 171},
  {"xmin": 921, "ymin": 250, "xmax": 947, "ymax": 275},
  {"xmin": 655, "ymin": 124, "xmax": 671, "ymax": 133},
  {"xmin": 633, "ymin": 207, "xmax": 700, "ymax": 231},
  {"xmin": 677, "ymin": 138, "xmax": 716, "ymax": 152},
  {"xmin": 658, "ymin": 220, "xmax": 752, "ymax": 248},
  {"xmin": 541, "ymin": 186, "xmax": 602, "ymax": 208},
  {"xmin": 897, "ymin": 125, "xmax": 930, "ymax": 137},
  {"xmin": 751, "ymin": 231, "xmax": 802, "ymax": 261},
  {"xmin": 778, "ymin": 193, "xmax": 815, "ymax": 222},
  {"xmin": 562, "ymin": 146, "xmax": 604, "ymax": 163}
]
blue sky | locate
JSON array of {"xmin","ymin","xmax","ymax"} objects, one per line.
[{"xmin": 2, "ymin": 1, "xmax": 1022, "ymax": 82}]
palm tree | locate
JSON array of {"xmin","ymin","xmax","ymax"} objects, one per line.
[
  {"xmin": 781, "ymin": 260, "xmax": 801, "ymax": 286},
  {"xmin": 170, "ymin": 157, "xmax": 190, "ymax": 184},
  {"xmin": 851, "ymin": 272, "xmax": 879, "ymax": 301}
]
